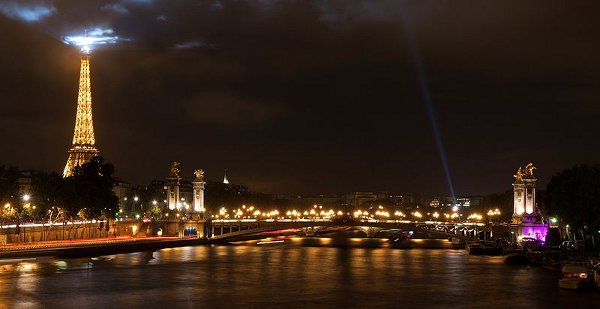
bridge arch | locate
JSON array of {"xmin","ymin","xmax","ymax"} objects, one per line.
[{"xmin": 206, "ymin": 220, "xmax": 483, "ymax": 243}]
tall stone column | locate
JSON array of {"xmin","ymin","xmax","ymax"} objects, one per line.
[
  {"xmin": 513, "ymin": 167, "xmax": 525, "ymax": 222},
  {"xmin": 192, "ymin": 169, "xmax": 206, "ymax": 215},
  {"xmin": 512, "ymin": 163, "xmax": 538, "ymax": 223},
  {"xmin": 165, "ymin": 161, "xmax": 181, "ymax": 211},
  {"xmin": 523, "ymin": 179, "xmax": 536, "ymax": 215}
]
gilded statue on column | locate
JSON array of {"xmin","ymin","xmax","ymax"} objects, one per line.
[
  {"xmin": 169, "ymin": 161, "xmax": 181, "ymax": 178},
  {"xmin": 524, "ymin": 163, "xmax": 536, "ymax": 177},
  {"xmin": 194, "ymin": 169, "xmax": 205, "ymax": 181},
  {"xmin": 514, "ymin": 167, "xmax": 524, "ymax": 182}
]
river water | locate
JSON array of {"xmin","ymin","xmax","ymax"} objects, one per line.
[{"xmin": 0, "ymin": 238, "xmax": 598, "ymax": 308}]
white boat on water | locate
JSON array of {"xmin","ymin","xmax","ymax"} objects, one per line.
[{"xmin": 559, "ymin": 263, "xmax": 592, "ymax": 290}]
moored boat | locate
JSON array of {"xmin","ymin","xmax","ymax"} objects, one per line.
[
  {"xmin": 466, "ymin": 242, "xmax": 484, "ymax": 255},
  {"xmin": 451, "ymin": 237, "xmax": 465, "ymax": 249},
  {"xmin": 466, "ymin": 241, "xmax": 504, "ymax": 256},
  {"xmin": 559, "ymin": 263, "xmax": 593, "ymax": 290}
]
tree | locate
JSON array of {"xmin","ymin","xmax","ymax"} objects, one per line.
[
  {"xmin": 63, "ymin": 156, "xmax": 119, "ymax": 220},
  {"xmin": 545, "ymin": 164, "xmax": 600, "ymax": 249},
  {"xmin": 0, "ymin": 166, "xmax": 22, "ymax": 224},
  {"xmin": 0, "ymin": 166, "xmax": 20, "ymax": 204},
  {"xmin": 147, "ymin": 202, "xmax": 164, "ymax": 234},
  {"xmin": 131, "ymin": 185, "xmax": 165, "ymax": 216},
  {"xmin": 30, "ymin": 171, "xmax": 63, "ymax": 220}
]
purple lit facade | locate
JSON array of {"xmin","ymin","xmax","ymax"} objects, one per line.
[{"xmin": 521, "ymin": 225, "xmax": 549, "ymax": 242}]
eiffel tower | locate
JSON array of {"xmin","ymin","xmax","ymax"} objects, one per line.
[{"xmin": 62, "ymin": 51, "xmax": 100, "ymax": 177}]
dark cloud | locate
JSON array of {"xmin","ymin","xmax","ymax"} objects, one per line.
[
  {"xmin": 101, "ymin": 3, "xmax": 129, "ymax": 15},
  {"xmin": 174, "ymin": 40, "xmax": 206, "ymax": 49},
  {"xmin": 185, "ymin": 92, "xmax": 282, "ymax": 126},
  {"xmin": 1, "ymin": 1, "xmax": 599, "ymax": 196}
]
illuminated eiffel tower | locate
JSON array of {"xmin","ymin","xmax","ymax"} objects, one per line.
[{"xmin": 62, "ymin": 51, "xmax": 99, "ymax": 177}]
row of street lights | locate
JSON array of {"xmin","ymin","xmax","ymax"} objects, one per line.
[
  {"xmin": 4, "ymin": 195, "xmax": 506, "ymax": 225},
  {"xmin": 206, "ymin": 204, "xmax": 504, "ymax": 222}
]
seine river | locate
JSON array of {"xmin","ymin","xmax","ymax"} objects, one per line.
[{"xmin": 0, "ymin": 238, "xmax": 598, "ymax": 308}]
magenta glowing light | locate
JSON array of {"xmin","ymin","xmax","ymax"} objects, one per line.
[{"xmin": 521, "ymin": 226, "xmax": 549, "ymax": 242}]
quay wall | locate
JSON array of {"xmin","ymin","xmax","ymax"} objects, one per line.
[{"xmin": 0, "ymin": 220, "xmax": 206, "ymax": 244}]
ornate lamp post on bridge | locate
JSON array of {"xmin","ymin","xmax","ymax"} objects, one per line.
[{"xmin": 487, "ymin": 209, "xmax": 501, "ymax": 223}]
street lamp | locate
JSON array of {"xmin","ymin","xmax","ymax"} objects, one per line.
[
  {"xmin": 133, "ymin": 196, "xmax": 140, "ymax": 214},
  {"xmin": 15, "ymin": 194, "xmax": 32, "ymax": 235},
  {"xmin": 487, "ymin": 209, "xmax": 501, "ymax": 223},
  {"xmin": 413, "ymin": 211, "xmax": 422, "ymax": 219}
]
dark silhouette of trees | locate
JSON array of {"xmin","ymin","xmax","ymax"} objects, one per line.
[
  {"xmin": 0, "ymin": 165, "xmax": 20, "ymax": 206},
  {"xmin": 1, "ymin": 157, "xmax": 119, "ymax": 221},
  {"xmin": 30, "ymin": 171, "xmax": 63, "ymax": 219},
  {"xmin": 545, "ymin": 164, "xmax": 600, "ymax": 249},
  {"xmin": 65, "ymin": 156, "xmax": 119, "ymax": 220},
  {"xmin": 478, "ymin": 190, "xmax": 513, "ymax": 221}
]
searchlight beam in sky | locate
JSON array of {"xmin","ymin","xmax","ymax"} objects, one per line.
[{"xmin": 400, "ymin": 13, "xmax": 457, "ymax": 203}]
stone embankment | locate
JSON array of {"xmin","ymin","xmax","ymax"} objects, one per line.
[{"xmin": 0, "ymin": 236, "xmax": 206, "ymax": 259}]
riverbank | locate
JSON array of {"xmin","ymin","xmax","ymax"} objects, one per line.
[{"xmin": 0, "ymin": 236, "xmax": 206, "ymax": 260}]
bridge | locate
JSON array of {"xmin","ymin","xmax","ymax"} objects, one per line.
[{"xmin": 206, "ymin": 219, "xmax": 487, "ymax": 243}]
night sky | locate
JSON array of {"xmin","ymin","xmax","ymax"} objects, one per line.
[{"xmin": 1, "ymin": 0, "xmax": 599, "ymax": 196}]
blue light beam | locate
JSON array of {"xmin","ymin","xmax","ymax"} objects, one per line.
[{"xmin": 401, "ymin": 18, "xmax": 457, "ymax": 202}]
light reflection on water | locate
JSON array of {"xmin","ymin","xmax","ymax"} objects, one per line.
[{"xmin": 0, "ymin": 238, "xmax": 598, "ymax": 308}]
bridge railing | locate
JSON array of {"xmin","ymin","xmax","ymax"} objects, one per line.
[
  {"xmin": 210, "ymin": 218, "xmax": 485, "ymax": 227},
  {"xmin": 207, "ymin": 218, "xmax": 487, "ymax": 240}
]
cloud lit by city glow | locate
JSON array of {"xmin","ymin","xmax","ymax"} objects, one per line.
[
  {"xmin": 0, "ymin": 1, "xmax": 56, "ymax": 23},
  {"xmin": 62, "ymin": 28, "xmax": 125, "ymax": 52}
]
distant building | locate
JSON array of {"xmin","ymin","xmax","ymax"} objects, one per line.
[
  {"xmin": 179, "ymin": 180, "xmax": 194, "ymax": 207},
  {"xmin": 394, "ymin": 192, "xmax": 417, "ymax": 206},
  {"xmin": 112, "ymin": 179, "xmax": 131, "ymax": 211},
  {"xmin": 429, "ymin": 196, "xmax": 482, "ymax": 209},
  {"xmin": 150, "ymin": 180, "xmax": 166, "ymax": 196},
  {"xmin": 345, "ymin": 192, "xmax": 378, "ymax": 209},
  {"xmin": 17, "ymin": 170, "xmax": 34, "ymax": 196},
  {"xmin": 277, "ymin": 194, "xmax": 346, "ymax": 209},
  {"xmin": 429, "ymin": 197, "xmax": 441, "ymax": 208},
  {"xmin": 456, "ymin": 196, "xmax": 482, "ymax": 208},
  {"xmin": 269, "ymin": 192, "xmax": 418, "ymax": 211},
  {"xmin": 223, "ymin": 169, "xmax": 229, "ymax": 184},
  {"xmin": 429, "ymin": 196, "xmax": 455, "ymax": 208}
]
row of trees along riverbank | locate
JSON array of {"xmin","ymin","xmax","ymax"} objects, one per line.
[{"xmin": 0, "ymin": 156, "xmax": 118, "ymax": 231}]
